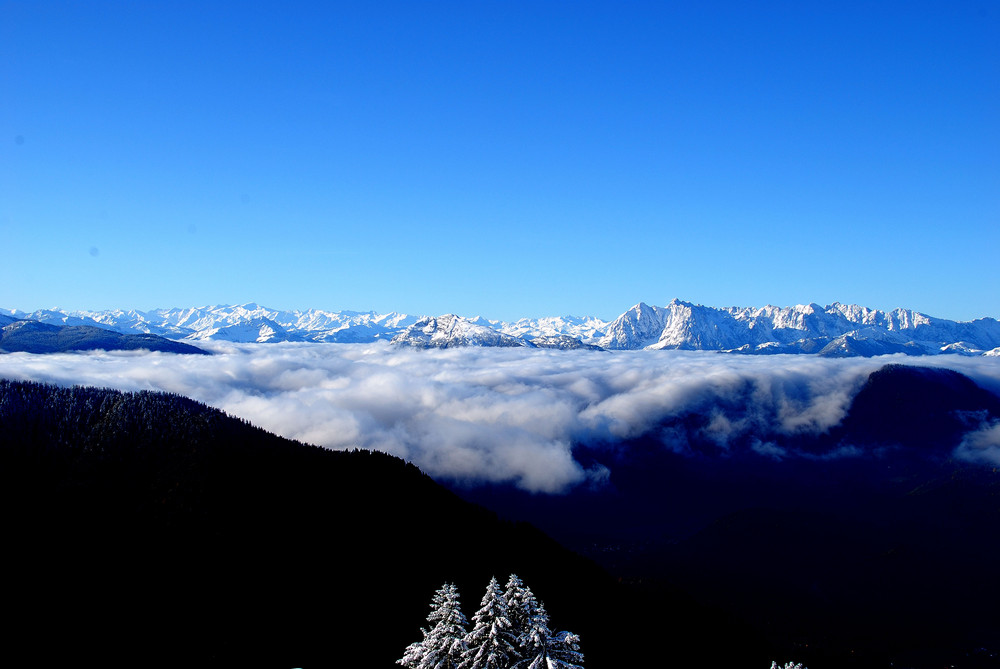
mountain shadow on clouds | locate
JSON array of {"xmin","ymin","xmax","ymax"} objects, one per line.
[
  {"xmin": 454, "ymin": 364, "xmax": 1000, "ymax": 668},
  {"xmin": 0, "ymin": 379, "xmax": 765, "ymax": 668}
]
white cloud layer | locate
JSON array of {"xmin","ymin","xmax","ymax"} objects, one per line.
[{"xmin": 3, "ymin": 344, "xmax": 1000, "ymax": 492}]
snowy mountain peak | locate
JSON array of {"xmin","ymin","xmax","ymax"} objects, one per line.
[
  {"xmin": 597, "ymin": 303, "xmax": 668, "ymax": 350},
  {"xmin": 186, "ymin": 316, "xmax": 294, "ymax": 343},
  {"xmin": 3, "ymin": 301, "xmax": 998, "ymax": 356},
  {"xmin": 391, "ymin": 314, "xmax": 530, "ymax": 349}
]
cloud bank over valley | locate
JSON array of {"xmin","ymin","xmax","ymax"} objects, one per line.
[{"xmin": 2, "ymin": 344, "xmax": 999, "ymax": 492}]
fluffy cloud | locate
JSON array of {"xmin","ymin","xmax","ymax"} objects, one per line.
[
  {"xmin": 954, "ymin": 420, "xmax": 1000, "ymax": 466},
  {"xmin": 2, "ymin": 343, "xmax": 1000, "ymax": 492}
]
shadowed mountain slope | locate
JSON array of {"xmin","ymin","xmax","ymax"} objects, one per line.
[
  {"xmin": 840, "ymin": 363, "xmax": 1000, "ymax": 448},
  {"xmin": 0, "ymin": 320, "xmax": 209, "ymax": 354},
  {"xmin": 0, "ymin": 379, "xmax": 762, "ymax": 667}
]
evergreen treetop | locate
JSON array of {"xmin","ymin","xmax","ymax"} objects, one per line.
[
  {"xmin": 398, "ymin": 583, "xmax": 468, "ymax": 669},
  {"xmin": 462, "ymin": 576, "xmax": 519, "ymax": 669}
]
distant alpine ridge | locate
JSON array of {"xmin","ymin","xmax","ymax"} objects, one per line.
[
  {"xmin": 4, "ymin": 300, "xmax": 1000, "ymax": 357},
  {"xmin": 0, "ymin": 316, "xmax": 208, "ymax": 355}
]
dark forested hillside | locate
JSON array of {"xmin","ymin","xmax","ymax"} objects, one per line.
[{"xmin": 0, "ymin": 379, "xmax": 761, "ymax": 667}]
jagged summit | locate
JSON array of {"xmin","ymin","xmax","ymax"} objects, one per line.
[
  {"xmin": 391, "ymin": 314, "xmax": 529, "ymax": 349},
  {"xmin": 4, "ymin": 300, "xmax": 999, "ymax": 357},
  {"xmin": 186, "ymin": 316, "xmax": 294, "ymax": 343}
]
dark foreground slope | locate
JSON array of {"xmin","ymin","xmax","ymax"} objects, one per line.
[
  {"xmin": 0, "ymin": 380, "xmax": 760, "ymax": 667},
  {"xmin": 458, "ymin": 365, "xmax": 1000, "ymax": 669}
]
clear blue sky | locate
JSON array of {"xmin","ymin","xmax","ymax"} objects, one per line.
[{"xmin": 2, "ymin": 1, "xmax": 997, "ymax": 322}]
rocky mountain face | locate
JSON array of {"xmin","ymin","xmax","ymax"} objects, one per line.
[
  {"xmin": 598, "ymin": 299, "xmax": 1000, "ymax": 356},
  {"xmin": 5, "ymin": 300, "xmax": 1000, "ymax": 356}
]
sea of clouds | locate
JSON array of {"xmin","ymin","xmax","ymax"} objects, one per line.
[{"xmin": 2, "ymin": 343, "xmax": 999, "ymax": 492}]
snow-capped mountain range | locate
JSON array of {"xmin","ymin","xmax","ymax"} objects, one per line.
[{"xmin": 4, "ymin": 300, "xmax": 1000, "ymax": 357}]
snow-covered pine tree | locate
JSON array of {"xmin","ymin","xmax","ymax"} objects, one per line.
[
  {"xmin": 398, "ymin": 582, "xmax": 468, "ymax": 669},
  {"xmin": 512, "ymin": 600, "xmax": 552, "ymax": 669},
  {"xmin": 512, "ymin": 602, "xmax": 584, "ymax": 669},
  {"xmin": 461, "ymin": 576, "xmax": 519, "ymax": 669},
  {"xmin": 545, "ymin": 630, "xmax": 584, "ymax": 669},
  {"xmin": 502, "ymin": 573, "xmax": 540, "ymax": 659}
]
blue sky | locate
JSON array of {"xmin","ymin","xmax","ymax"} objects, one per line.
[{"xmin": 2, "ymin": 1, "xmax": 997, "ymax": 322}]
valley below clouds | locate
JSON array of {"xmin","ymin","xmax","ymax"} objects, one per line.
[{"xmin": 3, "ymin": 343, "xmax": 1000, "ymax": 493}]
